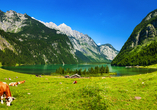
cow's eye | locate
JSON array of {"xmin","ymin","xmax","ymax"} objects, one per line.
[{"xmin": 8, "ymin": 98, "xmax": 11, "ymax": 101}]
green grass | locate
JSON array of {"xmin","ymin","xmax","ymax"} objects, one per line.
[
  {"xmin": 147, "ymin": 64, "xmax": 157, "ymax": 68},
  {"xmin": 139, "ymin": 64, "xmax": 157, "ymax": 68},
  {"xmin": 0, "ymin": 62, "xmax": 2, "ymax": 67},
  {"xmin": 0, "ymin": 68, "xmax": 157, "ymax": 109}
]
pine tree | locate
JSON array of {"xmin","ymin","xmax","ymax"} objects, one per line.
[
  {"xmin": 78, "ymin": 69, "xmax": 82, "ymax": 75},
  {"xmin": 100, "ymin": 66, "xmax": 104, "ymax": 75},
  {"xmin": 106, "ymin": 65, "xmax": 109, "ymax": 73}
]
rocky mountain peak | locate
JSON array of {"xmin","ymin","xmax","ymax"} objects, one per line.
[
  {"xmin": 112, "ymin": 9, "xmax": 157, "ymax": 66},
  {"xmin": 99, "ymin": 44, "xmax": 119, "ymax": 60},
  {"xmin": 58, "ymin": 23, "xmax": 73, "ymax": 36},
  {"xmin": 0, "ymin": 10, "xmax": 119, "ymax": 65},
  {"xmin": 41, "ymin": 20, "xmax": 118, "ymax": 61},
  {"xmin": 0, "ymin": 11, "xmax": 79, "ymax": 65},
  {"xmin": 0, "ymin": 10, "xmax": 27, "ymax": 33},
  {"xmin": 45, "ymin": 22, "xmax": 57, "ymax": 29},
  {"xmin": 0, "ymin": 10, "xmax": 4, "ymax": 14},
  {"xmin": 144, "ymin": 9, "xmax": 157, "ymax": 21},
  {"xmin": 6, "ymin": 10, "xmax": 16, "ymax": 16},
  {"xmin": 100, "ymin": 44, "xmax": 117, "ymax": 51},
  {"xmin": 59, "ymin": 23, "xmax": 68, "ymax": 27}
]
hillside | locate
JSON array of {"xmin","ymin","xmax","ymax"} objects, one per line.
[
  {"xmin": 41, "ymin": 20, "xmax": 119, "ymax": 61},
  {"xmin": 99, "ymin": 44, "xmax": 119, "ymax": 60},
  {"xmin": 0, "ymin": 10, "xmax": 118, "ymax": 66},
  {"xmin": 112, "ymin": 9, "xmax": 157, "ymax": 66},
  {"xmin": 0, "ymin": 68, "xmax": 157, "ymax": 109},
  {"xmin": 0, "ymin": 10, "xmax": 78, "ymax": 65}
]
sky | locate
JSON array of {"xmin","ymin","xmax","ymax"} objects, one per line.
[{"xmin": 1, "ymin": 0, "xmax": 157, "ymax": 50}]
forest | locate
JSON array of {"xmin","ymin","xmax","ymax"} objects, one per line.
[
  {"xmin": 0, "ymin": 22, "xmax": 78, "ymax": 66},
  {"xmin": 112, "ymin": 41, "xmax": 157, "ymax": 66},
  {"xmin": 112, "ymin": 9, "xmax": 157, "ymax": 66},
  {"xmin": 54, "ymin": 65, "xmax": 109, "ymax": 76}
]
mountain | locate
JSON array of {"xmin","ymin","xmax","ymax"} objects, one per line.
[
  {"xmin": 0, "ymin": 10, "xmax": 78, "ymax": 65},
  {"xmin": 99, "ymin": 44, "xmax": 119, "ymax": 60},
  {"xmin": 41, "ymin": 20, "xmax": 119, "ymax": 62},
  {"xmin": 111, "ymin": 9, "xmax": 157, "ymax": 66},
  {"xmin": 0, "ymin": 10, "xmax": 118, "ymax": 66}
]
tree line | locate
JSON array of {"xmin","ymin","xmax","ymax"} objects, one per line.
[
  {"xmin": 112, "ymin": 40, "xmax": 157, "ymax": 66},
  {"xmin": 55, "ymin": 65, "xmax": 109, "ymax": 76},
  {"xmin": 0, "ymin": 23, "xmax": 78, "ymax": 66}
]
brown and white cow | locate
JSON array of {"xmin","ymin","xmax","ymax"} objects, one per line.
[
  {"xmin": 18, "ymin": 80, "xmax": 25, "ymax": 84},
  {"xmin": 9, "ymin": 82, "xmax": 18, "ymax": 86},
  {"xmin": 0, "ymin": 82, "xmax": 15, "ymax": 106}
]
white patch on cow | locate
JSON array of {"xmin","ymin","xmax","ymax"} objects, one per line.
[
  {"xmin": 1, "ymin": 100, "xmax": 3, "ymax": 104},
  {"xmin": 6, "ymin": 97, "xmax": 15, "ymax": 106},
  {"xmin": 2, "ymin": 82, "xmax": 7, "ymax": 84},
  {"xmin": 6, "ymin": 101, "xmax": 11, "ymax": 106},
  {"xmin": 9, "ymin": 82, "xmax": 13, "ymax": 86},
  {"xmin": 9, "ymin": 82, "xmax": 18, "ymax": 86},
  {"xmin": 1, "ymin": 95, "xmax": 4, "ymax": 104}
]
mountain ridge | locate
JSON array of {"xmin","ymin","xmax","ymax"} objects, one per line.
[
  {"xmin": 112, "ymin": 9, "xmax": 157, "ymax": 66},
  {"xmin": 0, "ymin": 10, "xmax": 118, "ymax": 65},
  {"xmin": 0, "ymin": 10, "xmax": 78, "ymax": 65},
  {"xmin": 39, "ymin": 19, "xmax": 119, "ymax": 61}
]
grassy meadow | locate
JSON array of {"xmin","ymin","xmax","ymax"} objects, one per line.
[{"xmin": 0, "ymin": 68, "xmax": 157, "ymax": 110}]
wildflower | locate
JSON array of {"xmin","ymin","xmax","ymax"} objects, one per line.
[
  {"xmin": 135, "ymin": 96, "xmax": 141, "ymax": 100},
  {"xmin": 73, "ymin": 81, "xmax": 77, "ymax": 84}
]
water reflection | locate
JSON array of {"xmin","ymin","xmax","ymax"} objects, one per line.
[{"xmin": 1, "ymin": 64, "xmax": 157, "ymax": 76}]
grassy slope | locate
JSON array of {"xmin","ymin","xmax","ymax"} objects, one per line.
[
  {"xmin": 140, "ymin": 64, "xmax": 157, "ymax": 69},
  {"xmin": 0, "ymin": 68, "xmax": 157, "ymax": 110}
]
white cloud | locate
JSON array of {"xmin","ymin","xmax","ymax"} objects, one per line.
[{"xmin": 97, "ymin": 43, "xmax": 101, "ymax": 45}]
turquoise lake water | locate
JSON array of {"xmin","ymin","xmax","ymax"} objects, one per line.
[{"xmin": 1, "ymin": 64, "xmax": 157, "ymax": 76}]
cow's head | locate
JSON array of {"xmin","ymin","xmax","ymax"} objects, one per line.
[{"xmin": 6, "ymin": 97, "xmax": 15, "ymax": 106}]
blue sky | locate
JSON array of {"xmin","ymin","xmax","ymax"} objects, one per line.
[{"xmin": 1, "ymin": 0, "xmax": 157, "ymax": 50}]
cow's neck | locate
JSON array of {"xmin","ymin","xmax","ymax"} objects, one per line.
[{"xmin": 5, "ymin": 86, "xmax": 11, "ymax": 98}]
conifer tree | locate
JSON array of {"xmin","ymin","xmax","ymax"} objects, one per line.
[{"xmin": 106, "ymin": 65, "xmax": 109, "ymax": 73}]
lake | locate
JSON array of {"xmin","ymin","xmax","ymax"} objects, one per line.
[{"xmin": 1, "ymin": 64, "xmax": 157, "ymax": 76}]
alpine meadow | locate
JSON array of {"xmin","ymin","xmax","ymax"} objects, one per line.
[{"xmin": 1, "ymin": 6, "xmax": 157, "ymax": 110}]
